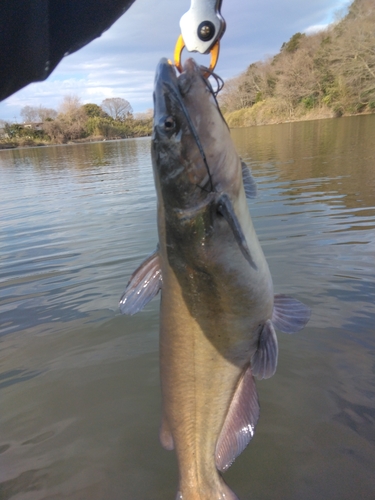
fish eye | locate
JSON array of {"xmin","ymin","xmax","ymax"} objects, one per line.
[{"xmin": 164, "ymin": 116, "xmax": 175, "ymax": 131}]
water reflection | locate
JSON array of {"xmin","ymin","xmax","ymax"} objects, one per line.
[
  {"xmin": 233, "ymin": 114, "xmax": 375, "ymax": 209},
  {"xmin": 1, "ymin": 117, "xmax": 375, "ymax": 499},
  {"xmin": 0, "ymin": 138, "xmax": 156, "ymax": 337}
]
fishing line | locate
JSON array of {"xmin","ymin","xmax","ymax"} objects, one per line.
[
  {"xmin": 198, "ymin": 66, "xmax": 229, "ymax": 130},
  {"xmin": 199, "ymin": 66, "xmax": 224, "ymax": 97},
  {"xmin": 164, "ymin": 81, "xmax": 214, "ymax": 193}
]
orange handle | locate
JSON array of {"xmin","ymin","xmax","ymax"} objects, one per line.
[{"xmin": 173, "ymin": 35, "xmax": 220, "ymax": 76}]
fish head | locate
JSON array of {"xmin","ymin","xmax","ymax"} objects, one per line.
[{"xmin": 152, "ymin": 57, "xmax": 240, "ymax": 211}]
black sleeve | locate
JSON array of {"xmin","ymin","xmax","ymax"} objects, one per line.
[{"xmin": 0, "ymin": 0, "xmax": 136, "ymax": 102}]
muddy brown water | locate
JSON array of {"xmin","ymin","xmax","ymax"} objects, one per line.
[{"xmin": 1, "ymin": 115, "xmax": 375, "ymax": 499}]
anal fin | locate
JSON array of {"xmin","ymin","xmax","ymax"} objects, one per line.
[
  {"xmin": 119, "ymin": 248, "xmax": 162, "ymax": 315},
  {"xmin": 215, "ymin": 365, "xmax": 259, "ymax": 472}
]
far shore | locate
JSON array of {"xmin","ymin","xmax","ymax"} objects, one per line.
[
  {"xmin": 0, "ymin": 134, "xmax": 151, "ymax": 150},
  {"xmin": 223, "ymin": 104, "xmax": 375, "ymax": 129},
  {"xmin": 1, "ymin": 110, "xmax": 373, "ymax": 150}
]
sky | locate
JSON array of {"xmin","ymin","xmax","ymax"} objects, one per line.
[{"xmin": 0, "ymin": 0, "xmax": 351, "ymax": 122}]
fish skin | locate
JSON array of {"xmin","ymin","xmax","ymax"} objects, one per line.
[{"xmin": 120, "ymin": 57, "xmax": 311, "ymax": 499}]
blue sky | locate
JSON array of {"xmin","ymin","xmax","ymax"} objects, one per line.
[{"xmin": 0, "ymin": 0, "xmax": 350, "ymax": 121}]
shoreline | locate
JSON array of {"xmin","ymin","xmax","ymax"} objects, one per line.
[
  {"xmin": 1, "ymin": 110, "xmax": 374, "ymax": 150},
  {"xmin": 223, "ymin": 104, "xmax": 375, "ymax": 129},
  {"xmin": 0, "ymin": 134, "xmax": 152, "ymax": 150}
]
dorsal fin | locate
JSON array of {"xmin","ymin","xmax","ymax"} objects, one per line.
[
  {"xmin": 119, "ymin": 248, "xmax": 162, "ymax": 315},
  {"xmin": 216, "ymin": 193, "xmax": 257, "ymax": 270},
  {"xmin": 215, "ymin": 365, "xmax": 259, "ymax": 472},
  {"xmin": 241, "ymin": 161, "xmax": 257, "ymax": 199},
  {"xmin": 272, "ymin": 294, "xmax": 311, "ymax": 333},
  {"xmin": 251, "ymin": 320, "xmax": 278, "ymax": 380}
]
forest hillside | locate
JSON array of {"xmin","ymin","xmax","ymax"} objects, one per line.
[{"xmin": 220, "ymin": 0, "xmax": 375, "ymax": 127}]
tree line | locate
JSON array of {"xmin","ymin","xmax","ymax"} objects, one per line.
[
  {"xmin": 2, "ymin": 0, "xmax": 373, "ymax": 146},
  {"xmin": 1, "ymin": 96, "xmax": 152, "ymax": 147},
  {"xmin": 220, "ymin": 0, "xmax": 375, "ymax": 126}
]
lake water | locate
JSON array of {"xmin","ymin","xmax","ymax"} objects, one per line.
[{"xmin": 1, "ymin": 115, "xmax": 375, "ymax": 500}]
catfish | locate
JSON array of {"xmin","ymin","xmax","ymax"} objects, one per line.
[{"xmin": 119, "ymin": 58, "xmax": 311, "ymax": 500}]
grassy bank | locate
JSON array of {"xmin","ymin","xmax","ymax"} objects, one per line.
[
  {"xmin": 0, "ymin": 133, "xmax": 151, "ymax": 150},
  {"xmin": 0, "ymin": 118, "xmax": 153, "ymax": 150},
  {"xmin": 0, "ymin": 98, "xmax": 153, "ymax": 150},
  {"xmin": 224, "ymin": 101, "xmax": 349, "ymax": 128}
]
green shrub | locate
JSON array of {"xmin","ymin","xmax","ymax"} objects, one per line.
[{"xmin": 301, "ymin": 96, "xmax": 316, "ymax": 110}]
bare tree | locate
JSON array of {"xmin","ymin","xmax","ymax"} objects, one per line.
[
  {"xmin": 330, "ymin": 0, "xmax": 375, "ymax": 108},
  {"xmin": 275, "ymin": 48, "xmax": 318, "ymax": 111},
  {"xmin": 43, "ymin": 94, "xmax": 87, "ymax": 143},
  {"xmin": 21, "ymin": 105, "xmax": 39, "ymax": 123},
  {"xmin": 219, "ymin": 58, "xmax": 277, "ymax": 113},
  {"xmin": 20, "ymin": 105, "xmax": 58, "ymax": 123},
  {"xmin": 59, "ymin": 95, "xmax": 82, "ymax": 116},
  {"xmin": 134, "ymin": 109, "xmax": 153, "ymax": 120},
  {"xmin": 0, "ymin": 119, "xmax": 7, "ymax": 137},
  {"xmin": 38, "ymin": 106, "xmax": 58, "ymax": 121},
  {"xmin": 43, "ymin": 120, "xmax": 66, "ymax": 143},
  {"xmin": 101, "ymin": 97, "xmax": 133, "ymax": 120},
  {"xmin": 218, "ymin": 75, "xmax": 246, "ymax": 113}
]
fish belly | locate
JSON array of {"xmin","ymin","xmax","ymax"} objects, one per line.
[{"xmin": 159, "ymin": 268, "xmax": 245, "ymax": 499}]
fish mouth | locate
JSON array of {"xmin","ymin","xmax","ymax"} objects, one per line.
[
  {"xmin": 153, "ymin": 58, "xmax": 199, "ymax": 129},
  {"xmin": 153, "ymin": 58, "xmax": 179, "ymax": 127}
]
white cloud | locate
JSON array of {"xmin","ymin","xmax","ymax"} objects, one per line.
[
  {"xmin": 304, "ymin": 23, "xmax": 329, "ymax": 34},
  {"xmin": 0, "ymin": 0, "xmax": 351, "ymax": 121}
]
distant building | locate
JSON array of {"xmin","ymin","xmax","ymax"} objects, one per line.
[{"xmin": 23, "ymin": 122, "xmax": 44, "ymax": 131}]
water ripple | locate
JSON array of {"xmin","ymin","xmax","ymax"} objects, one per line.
[{"xmin": 1, "ymin": 119, "xmax": 375, "ymax": 499}]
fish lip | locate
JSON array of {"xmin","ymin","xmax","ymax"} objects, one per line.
[
  {"xmin": 153, "ymin": 58, "xmax": 201, "ymax": 127},
  {"xmin": 154, "ymin": 57, "xmax": 199, "ymax": 92},
  {"xmin": 153, "ymin": 58, "xmax": 179, "ymax": 128},
  {"xmin": 154, "ymin": 58, "xmax": 178, "ymax": 93}
]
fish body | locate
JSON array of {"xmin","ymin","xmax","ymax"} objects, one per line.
[{"xmin": 120, "ymin": 58, "xmax": 311, "ymax": 499}]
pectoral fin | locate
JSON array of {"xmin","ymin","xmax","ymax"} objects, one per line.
[
  {"xmin": 251, "ymin": 320, "xmax": 278, "ymax": 380},
  {"xmin": 241, "ymin": 161, "xmax": 257, "ymax": 200},
  {"xmin": 119, "ymin": 248, "xmax": 162, "ymax": 315},
  {"xmin": 216, "ymin": 193, "xmax": 257, "ymax": 270},
  {"xmin": 272, "ymin": 294, "xmax": 311, "ymax": 333},
  {"xmin": 215, "ymin": 365, "xmax": 259, "ymax": 472}
]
